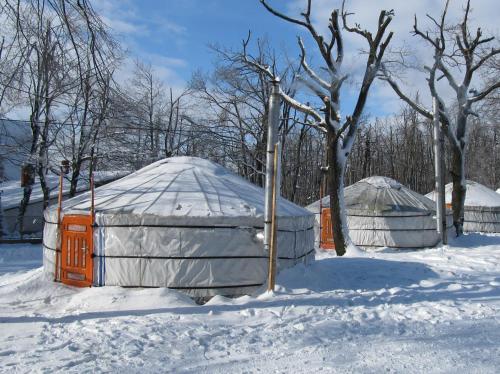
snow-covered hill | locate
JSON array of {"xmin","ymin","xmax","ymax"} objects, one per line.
[{"xmin": 0, "ymin": 235, "xmax": 499, "ymax": 373}]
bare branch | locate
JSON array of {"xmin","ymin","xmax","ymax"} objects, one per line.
[
  {"xmin": 437, "ymin": 59, "xmax": 459, "ymax": 92},
  {"xmin": 241, "ymin": 31, "xmax": 276, "ymax": 81},
  {"xmin": 471, "ymin": 48, "xmax": 500, "ymax": 73},
  {"xmin": 379, "ymin": 65, "xmax": 433, "ymax": 119},
  {"xmin": 297, "ymin": 37, "xmax": 330, "ymax": 91},
  {"xmin": 259, "ymin": 0, "xmax": 309, "ymax": 28},
  {"xmin": 279, "ymin": 88, "xmax": 325, "ymax": 127},
  {"xmin": 341, "ymin": 1, "xmax": 372, "ymax": 42},
  {"xmin": 469, "ymin": 81, "xmax": 500, "ymax": 103},
  {"xmin": 259, "ymin": 0, "xmax": 337, "ymax": 73}
]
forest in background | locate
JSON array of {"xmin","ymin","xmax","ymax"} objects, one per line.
[{"xmin": 0, "ymin": 0, "xmax": 498, "ymax": 212}]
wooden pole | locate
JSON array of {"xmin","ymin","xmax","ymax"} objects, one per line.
[
  {"xmin": 319, "ymin": 182, "xmax": 323, "ymax": 248},
  {"xmin": 267, "ymin": 142, "xmax": 280, "ymax": 292},
  {"xmin": 264, "ymin": 79, "xmax": 281, "ymax": 265},
  {"xmin": 54, "ymin": 169, "xmax": 64, "ymax": 282}
]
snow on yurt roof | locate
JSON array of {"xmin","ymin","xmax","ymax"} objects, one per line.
[
  {"xmin": 46, "ymin": 157, "xmax": 312, "ymax": 228},
  {"xmin": 0, "ymin": 171, "xmax": 128, "ymax": 210},
  {"xmin": 306, "ymin": 176, "xmax": 436, "ymax": 216},
  {"xmin": 426, "ymin": 180, "xmax": 500, "ymax": 208}
]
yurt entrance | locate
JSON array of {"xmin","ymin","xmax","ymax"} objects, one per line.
[
  {"xmin": 320, "ymin": 208, "xmax": 335, "ymax": 250},
  {"xmin": 60, "ymin": 215, "xmax": 94, "ymax": 287}
]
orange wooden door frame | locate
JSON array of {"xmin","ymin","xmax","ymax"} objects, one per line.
[
  {"xmin": 60, "ymin": 215, "xmax": 94, "ymax": 287},
  {"xmin": 320, "ymin": 208, "xmax": 336, "ymax": 250}
]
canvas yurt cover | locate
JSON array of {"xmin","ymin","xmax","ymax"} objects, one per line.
[
  {"xmin": 426, "ymin": 180, "xmax": 500, "ymax": 233},
  {"xmin": 42, "ymin": 157, "xmax": 315, "ymax": 297},
  {"xmin": 307, "ymin": 176, "xmax": 452, "ymax": 249}
]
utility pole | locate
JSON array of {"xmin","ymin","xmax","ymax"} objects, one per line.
[
  {"xmin": 433, "ymin": 97, "xmax": 447, "ymax": 245},
  {"xmin": 264, "ymin": 79, "xmax": 281, "ymax": 291}
]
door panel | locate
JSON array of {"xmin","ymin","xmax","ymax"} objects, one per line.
[
  {"xmin": 61, "ymin": 215, "xmax": 93, "ymax": 287},
  {"xmin": 320, "ymin": 208, "xmax": 336, "ymax": 250}
]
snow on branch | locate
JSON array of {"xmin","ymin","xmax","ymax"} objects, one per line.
[
  {"xmin": 297, "ymin": 37, "xmax": 330, "ymax": 92},
  {"xmin": 279, "ymin": 88, "xmax": 326, "ymax": 131}
]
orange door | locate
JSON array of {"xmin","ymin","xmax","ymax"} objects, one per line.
[
  {"xmin": 320, "ymin": 208, "xmax": 335, "ymax": 250},
  {"xmin": 60, "ymin": 215, "xmax": 94, "ymax": 287}
]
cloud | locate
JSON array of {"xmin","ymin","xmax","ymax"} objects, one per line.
[
  {"xmin": 100, "ymin": 15, "xmax": 149, "ymax": 36},
  {"xmin": 286, "ymin": 0, "xmax": 500, "ymax": 116},
  {"xmin": 94, "ymin": 0, "xmax": 189, "ymax": 93}
]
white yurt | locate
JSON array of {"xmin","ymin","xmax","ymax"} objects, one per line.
[
  {"xmin": 42, "ymin": 157, "xmax": 315, "ymax": 297},
  {"xmin": 426, "ymin": 180, "xmax": 500, "ymax": 233},
  {"xmin": 306, "ymin": 176, "xmax": 452, "ymax": 250}
]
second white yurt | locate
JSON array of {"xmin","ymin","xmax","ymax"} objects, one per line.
[
  {"xmin": 307, "ymin": 176, "xmax": 452, "ymax": 250},
  {"xmin": 426, "ymin": 180, "xmax": 500, "ymax": 233},
  {"xmin": 42, "ymin": 157, "xmax": 315, "ymax": 297}
]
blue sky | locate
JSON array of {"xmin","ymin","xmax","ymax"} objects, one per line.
[
  {"xmin": 97, "ymin": 0, "xmax": 500, "ymax": 118},
  {"xmin": 98, "ymin": 1, "xmax": 301, "ymax": 82}
]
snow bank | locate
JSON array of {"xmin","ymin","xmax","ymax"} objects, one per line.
[
  {"xmin": 1, "ymin": 234, "xmax": 500, "ymax": 372},
  {"xmin": 0, "ymin": 244, "xmax": 42, "ymax": 276}
]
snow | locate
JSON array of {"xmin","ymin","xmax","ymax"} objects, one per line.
[
  {"xmin": 46, "ymin": 157, "xmax": 312, "ymax": 226},
  {"xmin": 362, "ymin": 176, "xmax": 402, "ymax": 189},
  {"xmin": 497, "ymin": 188, "xmax": 500, "ymax": 194},
  {"xmin": 0, "ymin": 170, "xmax": 129, "ymax": 210},
  {"xmin": 426, "ymin": 180, "xmax": 500, "ymax": 208},
  {"xmin": 1, "ymin": 234, "xmax": 500, "ymax": 372}
]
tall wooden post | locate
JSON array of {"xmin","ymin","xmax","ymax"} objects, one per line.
[
  {"xmin": 433, "ymin": 97, "xmax": 447, "ymax": 244},
  {"xmin": 264, "ymin": 79, "xmax": 281, "ymax": 291},
  {"xmin": 54, "ymin": 169, "xmax": 64, "ymax": 281},
  {"xmin": 268, "ymin": 142, "xmax": 280, "ymax": 291}
]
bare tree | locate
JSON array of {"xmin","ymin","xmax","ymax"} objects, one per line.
[
  {"xmin": 381, "ymin": 0, "xmax": 500, "ymax": 235},
  {"xmin": 245, "ymin": 0, "xmax": 393, "ymax": 255},
  {"xmin": 0, "ymin": 0, "xmax": 119, "ymax": 235}
]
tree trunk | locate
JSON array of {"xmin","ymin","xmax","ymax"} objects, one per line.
[
  {"xmin": 17, "ymin": 182, "xmax": 33, "ymax": 237},
  {"xmin": 38, "ymin": 165, "xmax": 50, "ymax": 210},
  {"xmin": 450, "ymin": 145, "xmax": 466, "ymax": 236},
  {"xmin": 69, "ymin": 163, "xmax": 81, "ymax": 197},
  {"xmin": 327, "ymin": 135, "xmax": 349, "ymax": 256}
]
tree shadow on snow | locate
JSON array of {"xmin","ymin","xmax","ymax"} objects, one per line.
[
  {"xmin": 277, "ymin": 257, "xmax": 438, "ymax": 293},
  {"xmin": 1, "ymin": 255, "xmax": 499, "ymax": 325},
  {"xmin": 449, "ymin": 232, "xmax": 500, "ymax": 248}
]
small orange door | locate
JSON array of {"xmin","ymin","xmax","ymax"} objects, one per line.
[
  {"xmin": 320, "ymin": 208, "xmax": 336, "ymax": 250},
  {"xmin": 60, "ymin": 215, "xmax": 94, "ymax": 287}
]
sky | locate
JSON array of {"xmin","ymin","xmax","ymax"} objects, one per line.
[{"xmin": 96, "ymin": 0, "xmax": 500, "ymax": 118}]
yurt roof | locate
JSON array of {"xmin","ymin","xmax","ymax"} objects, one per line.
[
  {"xmin": 306, "ymin": 176, "xmax": 436, "ymax": 217},
  {"xmin": 46, "ymin": 157, "xmax": 312, "ymax": 227},
  {"xmin": 426, "ymin": 180, "xmax": 500, "ymax": 208}
]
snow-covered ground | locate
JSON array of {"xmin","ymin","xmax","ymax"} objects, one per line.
[{"xmin": 0, "ymin": 235, "xmax": 499, "ymax": 373}]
